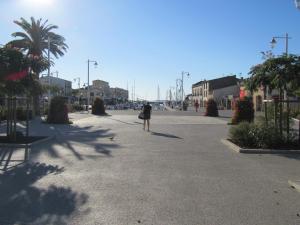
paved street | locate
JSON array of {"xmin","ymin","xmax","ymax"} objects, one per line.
[{"xmin": 0, "ymin": 110, "xmax": 300, "ymax": 225}]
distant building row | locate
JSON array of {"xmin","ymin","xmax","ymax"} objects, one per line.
[
  {"xmin": 39, "ymin": 76, "xmax": 128, "ymax": 104},
  {"xmin": 76, "ymin": 80, "xmax": 129, "ymax": 104}
]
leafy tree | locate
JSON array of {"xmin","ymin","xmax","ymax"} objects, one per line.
[
  {"xmin": 247, "ymin": 54, "xmax": 300, "ymax": 136},
  {"xmin": 7, "ymin": 17, "xmax": 68, "ymax": 115},
  {"xmin": 8, "ymin": 17, "xmax": 68, "ymax": 59}
]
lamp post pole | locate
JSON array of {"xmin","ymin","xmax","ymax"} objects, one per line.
[
  {"xmin": 270, "ymin": 33, "xmax": 292, "ymax": 135},
  {"xmin": 87, "ymin": 59, "xmax": 98, "ymax": 113},
  {"xmin": 48, "ymin": 37, "xmax": 51, "ymax": 102},
  {"xmin": 181, "ymin": 71, "xmax": 190, "ymax": 110}
]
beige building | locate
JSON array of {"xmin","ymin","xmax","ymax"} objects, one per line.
[
  {"xmin": 192, "ymin": 75, "xmax": 239, "ymax": 109},
  {"xmin": 74, "ymin": 79, "xmax": 128, "ymax": 104},
  {"xmin": 110, "ymin": 87, "xmax": 129, "ymax": 102}
]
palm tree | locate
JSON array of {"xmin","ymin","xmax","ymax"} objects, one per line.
[
  {"xmin": 7, "ymin": 17, "xmax": 68, "ymax": 115},
  {"xmin": 8, "ymin": 17, "xmax": 68, "ymax": 60}
]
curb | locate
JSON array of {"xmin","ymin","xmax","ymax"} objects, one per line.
[
  {"xmin": 0, "ymin": 135, "xmax": 55, "ymax": 148},
  {"xmin": 288, "ymin": 180, "xmax": 300, "ymax": 192},
  {"xmin": 221, "ymin": 139, "xmax": 300, "ymax": 154}
]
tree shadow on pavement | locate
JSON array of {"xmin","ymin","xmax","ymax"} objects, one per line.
[
  {"xmin": 0, "ymin": 147, "xmax": 28, "ymax": 171},
  {"xmin": 0, "ymin": 162, "xmax": 89, "ymax": 225},
  {"xmin": 30, "ymin": 124, "xmax": 120, "ymax": 161},
  {"xmin": 151, "ymin": 131, "xmax": 183, "ymax": 139}
]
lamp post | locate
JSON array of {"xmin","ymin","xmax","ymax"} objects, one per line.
[
  {"xmin": 87, "ymin": 59, "xmax": 98, "ymax": 113},
  {"xmin": 270, "ymin": 33, "xmax": 292, "ymax": 135},
  {"xmin": 47, "ymin": 37, "xmax": 51, "ymax": 102},
  {"xmin": 270, "ymin": 33, "xmax": 291, "ymax": 56},
  {"xmin": 180, "ymin": 71, "xmax": 190, "ymax": 110}
]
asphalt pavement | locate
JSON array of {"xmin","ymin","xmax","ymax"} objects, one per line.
[{"xmin": 0, "ymin": 110, "xmax": 299, "ymax": 225}]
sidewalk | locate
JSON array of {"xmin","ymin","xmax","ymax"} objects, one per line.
[{"xmin": 0, "ymin": 117, "xmax": 60, "ymax": 137}]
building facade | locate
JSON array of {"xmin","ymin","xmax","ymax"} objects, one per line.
[
  {"xmin": 74, "ymin": 79, "xmax": 128, "ymax": 105},
  {"xmin": 192, "ymin": 75, "xmax": 239, "ymax": 109},
  {"xmin": 110, "ymin": 87, "xmax": 129, "ymax": 102},
  {"xmin": 39, "ymin": 76, "xmax": 72, "ymax": 98}
]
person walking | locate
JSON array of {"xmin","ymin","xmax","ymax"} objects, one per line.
[
  {"xmin": 194, "ymin": 100, "xmax": 199, "ymax": 112},
  {"xmin": 142, "ymin": 102, "xmax": 152, "ymax": 131}
]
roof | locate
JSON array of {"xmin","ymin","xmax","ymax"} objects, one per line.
[
  {"xmin": 209, "ymin": 75, "xmax": 238, "ymax": 90},
  {"xmin": 192, "ymin": 80, "xmax": 204, "ymax": 88},
  {"xmin": 192, "ymin": 75, "xmax": 238, "ymax": 90}
]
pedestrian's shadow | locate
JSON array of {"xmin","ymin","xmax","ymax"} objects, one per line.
[
  {"xmin": 0, "ymin": 162, "xmax": 89, "ymax": 225},
  {"xmin": 151, "ymin": 132, "xmax": 183, "ymax": 139}
]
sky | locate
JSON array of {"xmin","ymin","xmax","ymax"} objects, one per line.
[{"xmin": 1, "ymin": 0, "xmax": 300, "ymax": 100}]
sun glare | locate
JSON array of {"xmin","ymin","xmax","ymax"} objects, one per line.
[{"xmin": 21, "ymin": 0, "xmax": 54, "ymax": 7}]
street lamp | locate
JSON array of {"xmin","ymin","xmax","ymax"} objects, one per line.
[
  {"xmin": 270, "ymin": 33, "xmax": 291, "ymax": 56},
  {"xmin": 270, "ymin": 33, "xmax": 292, "ymax": 100},
  {"xmin": 87, "ymin": 59, "xmax": 98, "ymax": 113},
  {"xmin": 180, "ymin": 71, "xmax": 190, "ymax": 110}
]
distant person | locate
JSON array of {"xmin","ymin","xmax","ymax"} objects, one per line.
[
  {"xmin": 142, "ymin": 102, "xmax": 152, "ymax": 131},
  {"xmin": 194, "ymin": 100, "xmax": 199, "ymax": 112}
]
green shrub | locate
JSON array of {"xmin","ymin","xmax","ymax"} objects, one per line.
[
  {"xmin": 47, "ymin": 96, "xmax": 69, "ymax": 124},
  {"xmin": 92, "ymin": 97, "xmax": 105, "ymax": 115},
  {"xmin": 229, "ymin": 122, "xmax": 257, "ymax": 148},
  {"xmin": 232, "ymin": 98, "xmax": 254, "ymax": 124},
  {"xmin": 229, "ymin": 121, "xmax": 299, "ymax": 149},
  {"xmin": 205, "ymin": 99, "xmax": 218, "ymax": 117}
]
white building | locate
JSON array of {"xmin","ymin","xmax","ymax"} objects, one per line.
[{"xmin": 39, "ymin": 75, "xmax": 72, "ymax": 97}]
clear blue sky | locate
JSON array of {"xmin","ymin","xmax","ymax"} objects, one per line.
[{"xmin": 1, "ymin": 0, "xmax": 300, "ymax": 100}]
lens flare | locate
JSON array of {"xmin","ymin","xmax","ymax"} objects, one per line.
[{"xmin": 21, "ymin": 0, "xmax": 54, "ymax": 7}]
